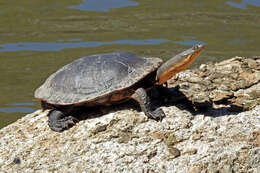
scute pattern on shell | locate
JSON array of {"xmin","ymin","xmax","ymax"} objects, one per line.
[{"xmin": 35, "ymin": 52, "xmax": 163, "ymax": 105}]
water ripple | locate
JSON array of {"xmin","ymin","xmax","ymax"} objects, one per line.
[
  {"xmin": 69, "ymin": 0, "xmax": 139, "ymax": 12},
  {"xmin": 226, "ymin": 0, "xmax": 260, "ymax": 9},
  {"xmin": 0, "ymin": 39, "xmax": 168, "ymax": 52},
  {"xmin": 0, "ymin": 107, "xmax": 36, "ymax": 113},
  {"xmin": 0, "ymin": 102, "xmax": 36, "ymax": 113},
  {"xmin": 175, "ymin": 40, "xmax": 206, "ymax": 46}
]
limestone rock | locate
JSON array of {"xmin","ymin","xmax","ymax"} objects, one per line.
[
  {"xmin": 0, "ymin": 57, "xmax": 259, "ymax": 172},
  {"xmin": 168, "ymin": 56, "xmax": 260, "ymax": 111}
]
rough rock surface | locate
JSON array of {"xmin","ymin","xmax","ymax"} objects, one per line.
[
  {"xmin": 0, "ymin": 57, "xmax": 259, "ymax": 173},
  {"xmin": 168, "ymin": 56, "xmax": 260, "ymax": 111}
]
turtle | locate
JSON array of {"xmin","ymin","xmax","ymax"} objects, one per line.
[{"xmin": 35, "ymin": 44, "xmax": 204, "ymax": 132}]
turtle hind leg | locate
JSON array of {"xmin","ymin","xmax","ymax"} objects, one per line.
[
  {"xmin": 48, "ymin": 110, "xmax": 78, "ymax": 132},
  {"xmin": 131, "ymin": 88, "xmax": 165, "ymax": 121}
]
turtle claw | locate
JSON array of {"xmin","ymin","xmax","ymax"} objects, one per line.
[
  {"xmin": 149, "ymin": 108, "xmax": 165, "ymax": 121},
  {"xmin": 48, "ymin": 110, "xmax": 78, "ymax": 132}
]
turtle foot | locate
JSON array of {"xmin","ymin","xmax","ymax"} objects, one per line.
[
  {"xmin": 149, "ymin": 108, "xmax": 165, "ymax": 121},
  {"xmin": 131, "ymin": 88, "xmax": 166, "ymax": 121},
  {"xmin": 48, "ymin": 110, "xmax": 78, "ymax": 132}
]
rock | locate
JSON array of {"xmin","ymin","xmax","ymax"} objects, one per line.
[
  {"xmin": 231, "ymin": 82, "xmax": 260, "ymax": 110},
  {"xmin": 188, "ymin": 165, "xmax": 204, "ymax": 173},
  {"xmin": 168, "ymin": 56, "xmax": 260, "ymax": 111},
  {"xmin": 168, "ymin": 147, "xmax": 181, "ymax": 159},
  {"xmin": 0, "ymin": 57, "xmax": 259, "ymax": 172},
  {"xmin": 183, "ymin": 148, "xmax": 198, "ymax": 155}
]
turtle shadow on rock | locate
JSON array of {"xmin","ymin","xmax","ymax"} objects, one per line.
[
  {"xmin": 69, "ymin": 86, "xmax": 189, "ymax": 122},
  {"xmin": 72, "ymin": 85, "xmax": 243, "ymax": 125}
]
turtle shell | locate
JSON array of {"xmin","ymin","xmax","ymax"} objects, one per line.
[{"xmin": 35, "ymin": 52, "xmax": 163, "ymax": 105}]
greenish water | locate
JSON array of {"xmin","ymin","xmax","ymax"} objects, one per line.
[{"xmin": 1, "ymin": 0, "xmax": 260, "ymax": 128}]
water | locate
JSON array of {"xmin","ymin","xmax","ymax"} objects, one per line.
[
  {"xmin": 1, "ymin": 0, "xmax": 260, "ymax": 129},
  {"xmin": 0, "ymin": 39, "xmax": 167, "ymax": 52},
  {"xmin": 69, "ymin": 0, "xmax": 139, "ymax": 11},
  {"xmin": 226, "ymin": 0, "xmax": 260, "ymax": 9}
]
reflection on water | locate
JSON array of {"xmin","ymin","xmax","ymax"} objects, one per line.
[
  {"xmin": 69, "ymin": 0, "xmax": 139, "ymax": 11},
  {"xmin": 175, "ymin": 40, "xmax": 206, "ymax": 46},
  {"xmin": 226, "ymin": 0, "xmax": 260, "ymax": 9},
  {"xmin": 11, "ymin": 102, "xmax": 34, "ymax": 106},
  {"xmin": 0, "ymin": 39, "xmax": 167, "ymax": 52},
  {"xmin": 0, "ymin": 107, "xmax": 36, "ymax": 113},
  {"xmin": 0, "ymin": 103, "xmax": 36, "ymax": 113},
  {"xmin": 0, "ymin": 39, "xmax": 208, "ymax": 53}
]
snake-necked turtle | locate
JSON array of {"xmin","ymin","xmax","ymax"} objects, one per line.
[{"xmin": 35, "ymin": 44, "xmax": 204, "ymax": 132}]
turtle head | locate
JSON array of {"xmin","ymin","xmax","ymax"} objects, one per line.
[{"xmin": 156, "ymin": 44, "xmax": 205, "ymax": 85}]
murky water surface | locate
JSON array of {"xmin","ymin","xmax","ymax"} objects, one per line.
[
  {"xmin": 0, "ymin": 0, "xmax": 260, "ymax": 128},
  {"xmin": 0, "ymin": 39, "xmax": 167, "ymax": 52},
  {"xmin": 226, "ymin": 0, "xmax": 260, "ymax": 9},
  {"xmin": 69, "ymin": 0, "xmax": 139, "ymax": 11}
]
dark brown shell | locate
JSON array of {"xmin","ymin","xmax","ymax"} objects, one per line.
[{"xmin": 35, "ymin": 52, "xmax": 162, "ymax": 105}]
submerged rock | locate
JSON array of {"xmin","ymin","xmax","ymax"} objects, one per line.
[{"xmin": 0, "ymin": 57, "xmax": 259, "ymax": 172}]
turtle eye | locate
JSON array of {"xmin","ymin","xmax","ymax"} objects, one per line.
[
  {"xmin": 192, "ymin": 44, "xmax": 199, "ymax": 50},
  {"xmin": 192, "ymin": 44, "xmax": 205, "ymax": 51}
]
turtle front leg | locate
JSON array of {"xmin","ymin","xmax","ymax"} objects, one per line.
[
  {"xmin": 48, "ymin": 110, "xmax": 78, "ymax": 132},
  {"xmin": 131, "ymin": 88, "xmax": 165, "ymax": 121}
]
